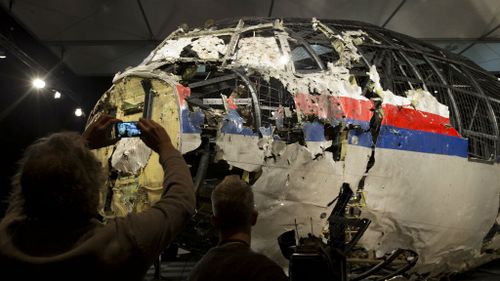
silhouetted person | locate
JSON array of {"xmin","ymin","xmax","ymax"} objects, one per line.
[
  {"xmin": 189, "ymin": 175, "xmax": 288, "ymax": 281},
  {"xmin": 0, "ymin": 115, "xmax": 195, "ymax": 280}
]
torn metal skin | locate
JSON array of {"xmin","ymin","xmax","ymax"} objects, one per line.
[{"xmin": 86, "ymin": 18, "xmax": 500, "ymax": 280}]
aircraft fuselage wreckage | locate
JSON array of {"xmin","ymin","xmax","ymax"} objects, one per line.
[{"xmin": 87, "ymin": 18, "xmax": 500, "ymax": 280}]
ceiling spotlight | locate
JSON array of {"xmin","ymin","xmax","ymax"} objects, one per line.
[
  {"xmin": 74, "ymin": 107, "xmax": 83, "ymax": 117},
  {"xmin": 53, "ymin": 91, "xmax": 62, "ymax": 99},
  {"xmin": 0, "ymin": 50, "xmax": 5, "ymax": 59},
  {"xmin": 32, "ymin": 78, "xmax": 46, "ymax": 89}
]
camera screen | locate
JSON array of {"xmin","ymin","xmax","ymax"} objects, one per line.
[{"xmin": 116, "ymin": 122, "xmax": 141, "ymax": 138}]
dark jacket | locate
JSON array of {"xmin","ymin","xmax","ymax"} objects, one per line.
[
  {"xmin": 189, "ymin": 241, "xmax": 288, "ymax": 281},
  {"xmin": 0, "ymin": 148, "xmax": 195, "ymax": 280}
]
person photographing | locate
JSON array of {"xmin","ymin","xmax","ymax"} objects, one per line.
[{"xmin": 0, "ymin": 115, "xmax": 195, "ymax": 280}]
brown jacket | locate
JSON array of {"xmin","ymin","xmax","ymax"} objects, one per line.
[{"xmin": 0, "ymin": 148, "xmax": 195, "ymax": 280}]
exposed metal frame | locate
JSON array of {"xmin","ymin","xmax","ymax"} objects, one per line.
[
  {"xmin": 462, "ymin": 66, "xmax": 500, "ymax": 147},
  {"xmin": 423, "ymin": 55, "xmax": 464, "ymax": 134},
  {"xmin": 397, "ymin": 50, "xmax": 429, "ymax": 92},
  {"xmin": 285, "ymin": 28, "xmax": 326, "ymax": 71},
  {"xmin": 232, "ymin": 70, "xmax": 262, "ymax": 129}
]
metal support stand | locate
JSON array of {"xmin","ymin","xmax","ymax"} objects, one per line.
[
  {"xmin": 328, "ymin": 183, "xmax": 352, "ymax": 281},
  {"xmin": 141, "ymin": 79, "xmax": 154, "ymax": 119}
]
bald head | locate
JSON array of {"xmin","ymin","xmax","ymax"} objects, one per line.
[{"xmin": 211, "ymin": 175, "xmax": 256, "ymax": 233}]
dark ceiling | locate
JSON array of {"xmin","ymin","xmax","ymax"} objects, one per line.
[{"xmin": 2, "ymin": 0, "xmax": 500, "ymax": 76}]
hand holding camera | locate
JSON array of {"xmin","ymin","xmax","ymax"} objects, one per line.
[
  {"xmin": 137, "ymin": 118, "xmax": 174, "ymax": 154},
  {"xmin": 115, "ymin": 121, "xmax": 142, "ymax": 138},
  {"xmin": 83, "ymin": 114, "xmax": 121, "ymax": 149},
  {"xmin": 84, "ymin": 114, "xmax": 173, "ymax": 154}
]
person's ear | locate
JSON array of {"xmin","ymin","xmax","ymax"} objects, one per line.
[
  {"xmin": 251, "ymin": 210, "xmax": 258, "ymax": 226},
  {"xmin": 211, "ymin": 215, "xmax": 220, "ymax": 229}
]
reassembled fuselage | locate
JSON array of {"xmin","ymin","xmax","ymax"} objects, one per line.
[{"xmin": 87, "ymin": 18, "xmax": 500, "ymax": 279}]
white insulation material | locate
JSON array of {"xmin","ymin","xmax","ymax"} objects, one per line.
[
  {"xmin": 233, "ymin": 37, "xmax": 284, "ymax": 70},
  {"xmin": 367, "ymin": 65, "xmax": 450, "ymax": 117},
  {"xmin": 152, "ymin": 37, "xmax": 193, "ymax": 61},
  {"xmin": 190, "ymin": 35, "xmax": 227, "ymax": 60},
  {"xmin": 276, "ymin": 65, "xmax": 356, "ymax": 96},
  {"xmin": 406, "ymin": 89, "xmax": 450, "ymax": 118},
  {"xmin": 231, "ymin": 37, "xmax": 366, "ymax": 102},
  {"xmin": 111, "ymin": 138, "xmax": 152, "ymax": 175}
]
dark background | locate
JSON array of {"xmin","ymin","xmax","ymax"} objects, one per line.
[{"xmin": 0, "ymin": 9, "xmax": 112, "ymax": 216}]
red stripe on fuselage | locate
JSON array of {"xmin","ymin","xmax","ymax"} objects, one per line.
[
  {"xmin": 294, "ymin": 93, "xmax": 373, "ymax": 122},
  {"xmin": 382, "ymin": 104, "xmax": 460, "ymax": 137},
  {"xmin": 338, "ymin": 97, "xmax": 374, "ymax": 122},
  {"xmin": 294, "ymin": 92, "xmax": 459, "ymax": 137},
  {"xmin": 176, "ymin": 84, "xmax": 190, "ymax": 107}
]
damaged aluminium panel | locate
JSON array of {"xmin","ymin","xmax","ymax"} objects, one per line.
[{"xmin": 87, "ymin": 17, "xmax": 500, "ymax": 279}]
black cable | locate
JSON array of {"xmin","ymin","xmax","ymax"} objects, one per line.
[
  {"xmin": 136, "ymin": 0, "xmax": 154, "ymax": 39},
  {"xmin": 458, "ymin": 23, "xmax": 500, "ymax": 55},
  {"xmin": 267, "ymin": 0, "xmax": 275, "ymax": 17},
  {"xmin": 382, "ymin": 0, "xmax": 406, "ymax": 28}
]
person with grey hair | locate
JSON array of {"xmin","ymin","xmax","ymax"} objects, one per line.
[
  {"xmin": 0, "ymin": 115, "xmax": 195, "ymax": 280},
  {"xmin": 189, "ymin": 175, "xmax": 287, "ymax": 281}
]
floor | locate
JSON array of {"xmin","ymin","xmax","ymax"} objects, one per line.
[
  {"xmin": 144, "ymin": 261, "xmax": 196, "ymax": 281},
  {"xmin": 143, "ymin": 257, "xmax": 500, "ymax": 281}
]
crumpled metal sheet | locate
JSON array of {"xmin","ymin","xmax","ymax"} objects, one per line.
[
  {"xmin": 111, "ymin": 137, "xmax": 152, "ymax": 175},
  {"xmin": 303, "ymin": 121, "xmax": 332, "ymax": 156},
  {"xmin": 220, "ymin": 110, "xmax": 255, "ymax": 136},
  {"xmin": 215, "ymin": 134, "xmax": 264, "ymax": 172},
  {"xmin": 251, "ymin": 142, "xmax": 372, "ymax": 266},
  {"xmin": 359, "ymin": 148, "xmax": 500, "ymax": 274}
]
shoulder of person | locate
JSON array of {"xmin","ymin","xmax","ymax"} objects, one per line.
[{"xmin": 254, "ymin": 261, "xmax": 288, "ymax": 281}]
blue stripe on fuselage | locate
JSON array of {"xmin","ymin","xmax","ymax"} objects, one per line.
[
  {"xmin": 181, "ymin": 109, "xmax": 204, "ymax": 133},
  {"xmin": 348, "ymin": 124, "xmax": 468, "ymax": 158}
]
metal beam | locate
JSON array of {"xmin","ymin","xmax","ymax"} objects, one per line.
[
  {"xmin": 420, "ymin": 37, "xmax": 500, "ymax": 43},
  {"xmin": 136, "ymin": 0, "xmax": 154, "ymax": 39},
  {"xmin": 267, "ymin": 0, "xmax": 275, "ymax": 17},
  {"xmin": 0, "ymin": 32, "xmax": 45, "ymax": 72},
  {"xmin": 382, "ymin": 0, "xmax": 406, "ymax": 28},
  {"xmin": 42, "ymin": 39, "xmax": 161, "ymax": 46},
  {"xmin": 0, "ymin": 5, "xmax": 94, "ymax": 105},
  {"xmin": 458, "ymin": 23, "xmax": 500, "ymax": 55},
  {"xmin": 188, "ymin": 74, "xmax": 237, "ymax": 88},
  {"xmin": 0, "ymin": 6, "xmax": 76, "ymax": 75}
]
